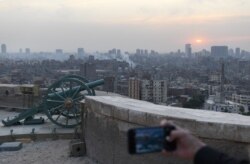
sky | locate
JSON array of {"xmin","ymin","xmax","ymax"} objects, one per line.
[{"xmin": 0, "ymin": 0, "xmax": 250, "ymax": 53}]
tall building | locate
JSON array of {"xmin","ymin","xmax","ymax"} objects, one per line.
[
  {"xmin": 25, "ymin": 48, "xmax": 30, "ymax": 54},
  {"xmin": 128, "ymin": 77, "xmax": 140, "ymax": 100},
  {"xmin": 235, "ymin": 48, "xmax": 241, "ymax": 56},
  {"xmin": 185, "ymin": 44, "xmax": 192, "ymax": 57},
  {"xmin": 88, "ymin": 55, "xmax": 95, "ymax": 62},
  {"xmin": 1, "ymin": 44, "xmax": 7, "ymax": 54},
  {"xmin": 77, "ymin": 48, "xmax": 84, "ymax": 59},
  {"xmin": 141, "ymin": 80, "xmax": 153, "ymax": 102},
  {"xmin": 80, "ymin": 62, "xmax": 97, "ymax": 81},
  {"xmin": 141, "ymin": 80, "xmax": 167, "ymax": 104},
  {"xmin": 211, "ymin": 46, "xmax": 228, "ymax": 58},
  {"xmin": 136, "ymin": 49, "xmax": 141, "ymax": 55},
  {"xmin": 104, "ymin": 76, "xmax": 116, "ymax": 92},
  {"xmin": 56, "ymin": 49, "xmax": 63, "ymax": 54},
  {"xmin": 117, "ymin": 49, "xmax": 121, "ymax": 55}
]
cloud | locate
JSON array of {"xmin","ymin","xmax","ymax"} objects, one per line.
[{"xmin": 0, "ymin": 0, "xmax": 250, "ymax": 52}]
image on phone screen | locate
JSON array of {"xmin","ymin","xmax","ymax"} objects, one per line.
[{"xmin": 133, "ymin": 127, "xmax": 165, "ymax": 154}]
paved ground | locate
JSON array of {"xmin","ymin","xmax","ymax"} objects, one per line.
[
  {"xmin": 0, "ymin": 140, "xmax": 95, "ymax": 164},
  {"xmin": 0, "ymin": 110, "xmax": 74, "ymax": 138}
]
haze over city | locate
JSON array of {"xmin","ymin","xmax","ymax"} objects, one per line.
[{"xmin": 0, "ymin": 0, "xmax": 250, "ymax": 52}]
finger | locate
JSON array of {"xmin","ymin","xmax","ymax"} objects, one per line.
[
  {"xmin": 160, "ymin": 119, "xmax": 174, "ymax": 126},
  {"xmin": 160, "ymin": 119, "xmax": 168, "ymax": 126},
  {"xmin": 165, "ymin": 136, "xmax": 171, "ymax": 141},
  {"xmin": 162, "ymin": 149, "xmax": 173, "ymax": 157},
  {"xmin": 170, "ymin": 129, "xmax": 187, "ymax": 141}
]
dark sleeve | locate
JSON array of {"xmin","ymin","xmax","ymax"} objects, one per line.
[{"xmin": 194, "ymin": 146, "xmax": 249, "ymax": 164}]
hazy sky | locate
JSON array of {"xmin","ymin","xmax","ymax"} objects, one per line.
[{"xmin": 0, "ymin": 0, "xmax": 250, "ymax": 52}]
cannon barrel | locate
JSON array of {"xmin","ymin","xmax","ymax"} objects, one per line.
[{"xmin": 47, "ymin": 79, "xmax": 104, "ymax": 99}]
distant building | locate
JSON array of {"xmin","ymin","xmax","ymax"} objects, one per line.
[
  {"xmin": 117, "ymin": 49, "xmax": 121, "ymax": 55},
  {"xmin": 104, "ymin": 76, "xmax": 116, "ymax": 92},
  {"xmin": 128, "ymin": 77, "xmax": 140, "ymax": 100},
  {"xmin": 140, "ymin": 49, "xmax": 144, "ymax": 55},
  {"xmin": 228, "ymin": 48, "xmax": 234, "ymax": 56},
  {"xmin": 25, "ymin": 48, "xmax": 30, "ymax": 54},
  {"xmin": 1, "ymin": 44, "xmax": 7, "ymax": 54},
  {"xmin": 80, "ymin": 62, "xmax": 97, "ymax": 81},
  {"xmin": 136, "ymin": 49, "xmax": 141, "ymax": 55},
  {"xmin": 211, "ymin": 46, "xmax": 228, "ymax": 58},
  {"xmin": 111, "ymin": 48, "xmax": 116, "ymax": 54},
  {"xmin": 209, "ymin": 73, "xmax": 221, "ymax": 83},
  {"xmin": 232, "ymin": 94, "xmax": 250, "ymax": 105},
  {"xmin": 56, "ymin": 49, "xmax": 63, "ymax": 54},
  {"xmin": 77, "ymin": 48, "xmax": 84, "ymax": 59},
  {"xmin": 141, "ymin": 80, "xmax": 167, "ymax": 104},
  {"xmin": 150, "ymin": 50, "xmax": 156, "ymax": 55},
  {"xmin": 235, "ymin": 48, "xmax": 241, "ymax": 56},
  {"xmin": 185, "ymin": 44, "xmax": 192, "ymax": 57},
  {"xmin": 116, "ymin": 79, "xmax": 128, "ymax": 96},
  {"xmin": 88, "ymin": 55, "xmax": 95, "ymax": 62}
]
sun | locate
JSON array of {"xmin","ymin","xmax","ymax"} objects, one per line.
[{"xmin": 195, "ymin": 39, "xmax": 203, "ymax": 43}]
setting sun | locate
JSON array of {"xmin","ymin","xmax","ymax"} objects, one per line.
[{"xmin": 196, "ymin": 39, "xmax": 203, "ymax": 43}]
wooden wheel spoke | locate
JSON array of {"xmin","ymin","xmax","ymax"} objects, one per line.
[
  {"xmin": 55, "ymin": 110, "xmax": 63, "ymax": 122},
  {"xmin": 60, "ymin": 85, "xmax": 67, "ymax": 98},
  {"xmin": 47, "ymin": 99, "xmax": 64, "ymax": 103},
  {"xmin": 65, "ymin": 110, "xmax": 69, "ymax": 125},
  {"xmin": 73, "ymin": 107, "xmax": 80, "ymax": 124},
  {"xmin": 50, "ymin": 104, "xmax": 64, "ymax": 113}
]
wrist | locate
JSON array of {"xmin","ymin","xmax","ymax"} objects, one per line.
[{"xmin": 193, "ymin": 143, "xmax": 206, "ymax": 160}]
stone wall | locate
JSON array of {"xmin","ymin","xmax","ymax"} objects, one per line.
[{"xmin": 82, "ymin": 96, "xmax": 250, "ymax": 164}]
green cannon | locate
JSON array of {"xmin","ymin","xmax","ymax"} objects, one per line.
[{"xmin": 2, "ymin": 75, "xmax": 104, "ymax": 128}]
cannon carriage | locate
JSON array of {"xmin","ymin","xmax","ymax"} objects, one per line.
[{"xmin": 2, "ymin": 75, "xmax": 104, "ymax": 128}]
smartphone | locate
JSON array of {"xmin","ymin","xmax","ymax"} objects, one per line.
[{"xmin": 128, "ymin": 125, "xmax": 176, "ymax": 154}]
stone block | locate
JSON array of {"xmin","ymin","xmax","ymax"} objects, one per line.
[
  {"xmin": 169, "ymin": 118, "xmax": 197, "ymax": 134},
  {"xmin": 100, "ymin": 102, "xmax": 114, "ymax": 117},
  {"xmin": 128, "ymin": 110, "xmax": 147, "ymax": 125},
  {"xmin": 0, "ymin": 142, "xmax": 22, "ymax": 151},
  {"xmin": 236, "ymin": 125, "xmax": 250, "ymax": 143},
  {"xmin": 196, "ymin": 121, "xmax": 240, "ymax": 142},
  {"xmin": 85, "ymin": 98, "xmax": 100, "ymax": 113},
  {"xmin": 145, "ymin": 113, "xmax": 167, "ymax": 126},
  {"xmin": 196, "ymin": 121, "xmax": 222, "ymax": 139},
  {"xmin": 113, "ymin": 107, "xmax": 129, "ymax": 121}
]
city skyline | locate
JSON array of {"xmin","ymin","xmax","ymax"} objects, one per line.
[
  {"xmin": 0, "ymin": 0, "xmax": 250, "ymax": 52},
  {"xmin": 0, "ymin": 43, "xmax": 247, "ymax": 54}
]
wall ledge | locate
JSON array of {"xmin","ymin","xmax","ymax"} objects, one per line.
[{"xmin": 84, "ymin": 96, "xmax": 250, "ymax": 143}]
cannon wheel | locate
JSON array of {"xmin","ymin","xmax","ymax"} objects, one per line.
[
  {"xmin": 44, "ymin": 76, "xmax": 95, "ymax": 128},
  {"xmin": 60, "ymin": 75, "xmax": 95, "ymax": 118}
]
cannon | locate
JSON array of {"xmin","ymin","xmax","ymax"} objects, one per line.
[{"xmin": 2, "ymin": 75, "xmax": 104, "ymax": 128}]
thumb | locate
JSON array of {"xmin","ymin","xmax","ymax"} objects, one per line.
[{"xmin": 169, "ymin": 130, "xmax": 186, "ymax": 141}]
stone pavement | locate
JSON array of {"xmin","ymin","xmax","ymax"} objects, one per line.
[{"xmin": 0, "ymin": 111, "xmax": 75, "ymax": 142}]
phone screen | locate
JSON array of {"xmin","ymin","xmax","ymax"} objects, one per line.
[{"xmin": 133, "ymin": 127, "xmax": 165, "ymax": 154}]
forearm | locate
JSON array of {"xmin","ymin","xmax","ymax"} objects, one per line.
[{"xmin": 194, "ymin": 146, "xmax": 249, "ymax": 164}]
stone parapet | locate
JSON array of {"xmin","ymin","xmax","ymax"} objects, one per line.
[{"xmin": 83, "ymin": 96, "xmax": 250, "ymax": 164}]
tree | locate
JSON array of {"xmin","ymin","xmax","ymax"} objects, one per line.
[
  {"xmin": 239, "ymin": 106, "xmax": 245, "ymax": 113},
  {"xmin": 183, "ymin": 95, "xmax": 205, "ymax": 109}
]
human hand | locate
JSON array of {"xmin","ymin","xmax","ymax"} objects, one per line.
[{"xmin": 161, "ymin": 120, "xmax": 206, "ymax": 160}]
